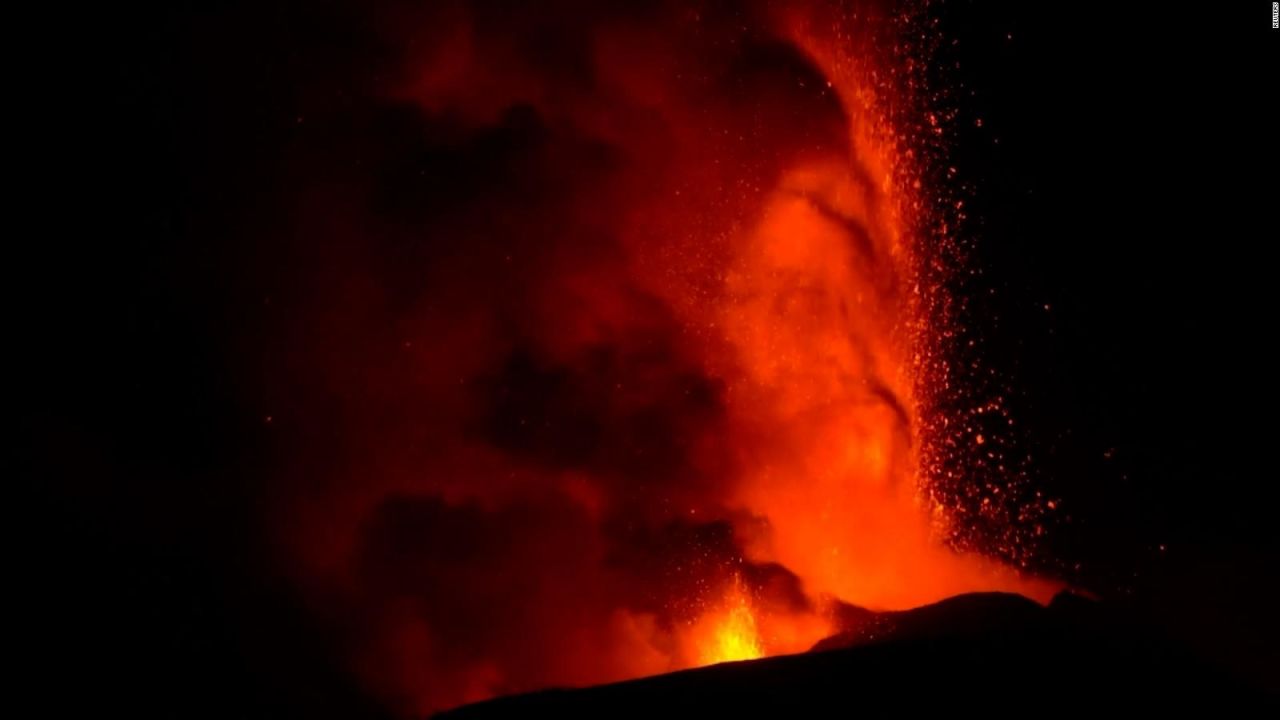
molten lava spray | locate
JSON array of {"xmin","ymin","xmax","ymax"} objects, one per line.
[
  {"xmin": 693, "ymin": 576, "xmax": 763, "ymax": 665},
  {"xmin": 264, "ymin": 0, "xmax": 1058, "ymax": 715}
]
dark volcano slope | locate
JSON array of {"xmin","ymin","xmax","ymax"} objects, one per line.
[{"xmin": 437, "ymin": 592, "xmax": 1273, "ymax": 718}]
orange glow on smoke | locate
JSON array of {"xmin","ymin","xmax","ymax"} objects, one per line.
[
  {"xmin": 273, "ymin": 2, "xmax": 1063, "ymax": 716},
  {"xmin": 718, "ymin": 156, "xmax": 1050, "ymax": 609}
]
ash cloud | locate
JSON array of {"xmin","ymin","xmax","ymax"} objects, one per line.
[
  {"xmin": 241, "ymin": 0, "xmax": 1074, "ymax": 715},
  {"xmin": 256, "ymin": 1, "xmax": 867, "ymax": 714}
]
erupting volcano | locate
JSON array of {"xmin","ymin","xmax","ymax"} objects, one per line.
[{"xmin": 265, "ymin": 1, "xmax": 1060, "ymax": 715}]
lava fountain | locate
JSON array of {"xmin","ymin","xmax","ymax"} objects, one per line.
[{"xmin": 267, "ymin": 1, "xmax": 1059, "ymax": 716}]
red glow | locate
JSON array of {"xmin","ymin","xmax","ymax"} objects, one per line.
[{"xmin": 268, "ymin": 2, "xmax": 1059, "ymax": 715}]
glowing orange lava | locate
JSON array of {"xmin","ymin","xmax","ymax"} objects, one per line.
[
  {"xmin": 661, "ymin": 7, "xmax": 1057, "ymax": 666},
  {"xmin": 275, "ymin": 2, "xmax": 1062, "ymax": 715},
  {"xmin": 692, "ymin": 577, "xmax": 764, "ymax": 665}
]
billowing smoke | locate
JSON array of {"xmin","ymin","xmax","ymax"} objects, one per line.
[{"xmin": 259, "ymin": 1, "xmax": 1053, "ymax": 714}]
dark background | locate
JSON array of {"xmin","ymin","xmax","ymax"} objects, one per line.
[{"xmin": 29, "ymin": 1, "xmax": 1278, "ymax": 717}]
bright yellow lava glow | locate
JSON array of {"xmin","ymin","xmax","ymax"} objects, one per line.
[{"xmin": 697, "ymin": 581, "xmax": 764, "ymax": 665}]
